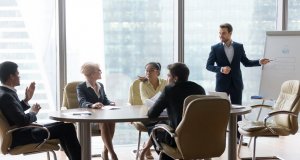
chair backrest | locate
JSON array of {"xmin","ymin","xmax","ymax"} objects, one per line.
[
  {"xmin": 62, "ymin": 81, "xmax": 101, "ymax": 135},
  {"xmin": 175, "ymin": 96, "xmax": 230, "ymax": 159},
  {"xmin": 183, "ymin": 95, "xmax": 219, "ymax": 115},
  {"xmin": 0, "ymin": 111, "xmax": 13, "ymax": 155},
  {"xmin": 128, "ymin": 79, "xmax": 143, "ymax": 105},
  {"xmin": 62, "ymin": 81, "xmax": 82, "ymax": 109},
  {"xmin": 273, "ymin": 80, "xmax": 300, "ymax": 134}
]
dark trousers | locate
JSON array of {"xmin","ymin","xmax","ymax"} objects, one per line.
[
  {"xmin": 11, "ymin": 122, "xmax": 81, "ymax": 160},
  {"xmin": 146, "ymin": 122, "xmax": 175, "ymax": 160},
  {"xmin": 144, "ymin": 120, "xmax": 175, "ymax": 160}
]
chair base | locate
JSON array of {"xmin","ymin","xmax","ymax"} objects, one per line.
[{"xmin": 240, "ymin": 156, "xmax": 283, "ymax": 160}]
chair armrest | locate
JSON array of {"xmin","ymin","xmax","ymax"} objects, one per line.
[
  {"xmin": 251, "ymin": 104, "xmax": 273, "ymax": 109},
  {"xmin": 243, "ymin": 104, "xmax": 273, "ymax": 121},
  {"xmin": 6, "ymin": 124, "xmax": 51, "ymax": 149},
  {"xmin": 150, "ymin": 124, "xmax": 175, "ymax": 151},
  {"xmin": 263, "ymin": 111, "xmax": 298, "ymax": 134},
  {"xmin": 153, "ymin": 124, "xmax": 175, "ymax": 137}
]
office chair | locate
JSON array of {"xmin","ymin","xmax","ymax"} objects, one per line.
[
  {"xmin": 238, "ymin": 80, "xmax": 300, "ymax": 160},
  {"xmin": 151, "ymin": 95, "xmax": 230, "ymax": 160},
  {"xmin": 0, "ymin": 111, "xmax": 60, "ymax": 160},
  {"xmin": 128, "ymin": 79, "xmax": 150, "ymax": 159},
  {"xmin": 62, "ymin": 81, "xmax": 101, "ymax": 156}
]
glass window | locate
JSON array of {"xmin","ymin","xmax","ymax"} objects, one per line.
[
  {"xmin": 184, "ymin": 0, "xmax": 277, "ymax": 104},
  {"xmin": 288, "ymin": 0, "xmax": 300, "ymax": 30},
  {"xmin": 66, "ymin": 0, "xmax": 174, "ymax": 145},
  {"xmin": 0, "ymin": 0, "xmax": 57, "ymax": 119}
]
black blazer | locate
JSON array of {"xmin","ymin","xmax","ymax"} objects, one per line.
[
  {"xmin": 76, "ymin": 81, "xmax": 111, "ymax": 108},
  {"xmin": 206, "ymin": 42, "xmax": 260, "ymax": 91},
  {"xmin": 0, "ymin": 86, "xmax": 36, "ymax": 126},
  {"xmin": 147, "ymin": 81, "xmax": 205, "ymax": 129}
]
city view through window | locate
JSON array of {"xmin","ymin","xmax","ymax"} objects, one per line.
[{"xmin": 0, "ymin": 0, "xmax": 299, "ymax": 145}]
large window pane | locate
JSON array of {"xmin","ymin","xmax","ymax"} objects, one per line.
[
  {"xmin": 0, "ymin": 0, "xmax": 57, "ymax": 119},
  {"xmin": 185, "ymin": 0, "xmax": 277, "ymax": 104},
  {"xmin": 288, "ymin": 0, "xmax": 300, "ymax": 30},
  {"xmin": 66, "ymin": 0, "xmax": 174, "ymax": 145}
]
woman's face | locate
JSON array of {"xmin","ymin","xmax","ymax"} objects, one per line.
[
  {"xmin": 145, "ymin": 64, "xmax": 159, "ymax": 80},
  {"xmin": 90, "ymin": 66, "xmax": 102, "ymax": 81}
]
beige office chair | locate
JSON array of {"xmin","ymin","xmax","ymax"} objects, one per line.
[
  {"xmin": 238, "ymin": 80, "xmax": 300, "ymax": 160},
  {"xmin": 151, "ymin": 95, "xmax": 230, "ymax": 160},
  {"xmin": 62, "ymin": 81, "xmax": 83, "ymax": 109},
  {"xmin": 0, "ymin": 111, "xmax": 60, "ymax": 160},
  {"xmin": 62, "ymin": 81, "xmax": 101, "ymax": 156},
  {"xmin": 128, "ymin": 79, "xmax": 149, "ymax": 159}
]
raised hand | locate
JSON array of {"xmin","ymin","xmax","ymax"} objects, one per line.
[{"xmin": 24, "ymin": 82, "xmax": 36, "ymax": 103}]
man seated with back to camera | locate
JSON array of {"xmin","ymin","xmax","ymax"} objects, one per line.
[
  {"xmin": 140, "ymin": 62, "xmax": 206, "ymax": 160},
  {"xmin": 0, "ymin": 61, "xmax": 81, "ymax": 160}
]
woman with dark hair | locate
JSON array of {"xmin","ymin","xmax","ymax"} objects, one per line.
[
  {"xmin": 138, "ymin": 62, "xmax": 167, "ymax": 159},
  {"xmin": 140, "ymin": 62, "xmax": 167, "ymax": 103}
]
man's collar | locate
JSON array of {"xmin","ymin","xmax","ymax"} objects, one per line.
[
  {"xmin": 222, "ymin": 40, "xmax": 233, "ymax": 47},
  {"xmin": 1, "ymin": 84, "xmax": 17, "ymax": 92}
]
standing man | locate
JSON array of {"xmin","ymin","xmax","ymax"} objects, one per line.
[
  {"xmin": 0, "ymin": 61, "xmax": 81, "ymax": 160},
  {"xmin": 206, "ymin": 23, "xmax": 269, "ymax": 140}
]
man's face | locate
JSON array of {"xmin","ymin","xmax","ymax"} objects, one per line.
[
  {"xmin": 167, "ymin": 71, "xmax": 176, "ymax": 84},
  {"xmin": 10, "ymin": 70, "xmax": 20, "ymax": 86},
  {"xmin": 219, "ymin": 27, "xmax": 232, "ymax": 43}
]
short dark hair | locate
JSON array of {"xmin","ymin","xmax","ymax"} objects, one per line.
[
  {"xmin": 220, "ymin": 23, "xmax": 233, "ymax": 33},
  {"xmin": 167, "ymin": 62, "xmax": 189, "ymax": 82},
  {"xmin": 0, "ymin": 61, "xmax": 18, "ymax": 84}
]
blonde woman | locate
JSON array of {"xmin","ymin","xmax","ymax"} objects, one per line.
[
  {"xmin": 77, "ymin": 62, "xmax": 118, "ymax": 160},
  {"xmin": 139, "ymin": 62, "xmax": 167, "ymax": 160}
]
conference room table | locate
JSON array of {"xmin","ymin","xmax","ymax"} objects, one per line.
[
  {"xmin": 49, "ymin": 105, "xmax": 167, "ymax": 160},
  {"xmin": 49, "ymin": 105, "xmax": 251, "ymax": 160}
]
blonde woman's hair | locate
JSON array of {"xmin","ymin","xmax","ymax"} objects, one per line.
[{"xmin": 81, "ymin": 62, "xmax": 99, "ymax": 77}]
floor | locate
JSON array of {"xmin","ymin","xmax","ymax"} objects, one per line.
[{"xmin": 1, "ymin": 134, "xmax": 300, "ymax": 160}]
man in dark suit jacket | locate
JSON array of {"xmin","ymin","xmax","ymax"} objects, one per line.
[
  {"xmin": 147, "ymin": 63, "xmax": 205, "ymax": 160},
  {"xmin": 206, "ymin": 23, "xmax": 269, "ymax": 139},
  {"xmin": 0, "ymin": 61, "xmax": 81, "ymax": 160}
]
